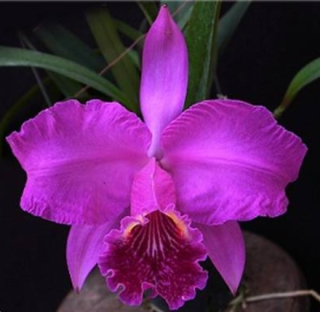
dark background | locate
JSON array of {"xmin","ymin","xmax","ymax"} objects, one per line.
[{"xmin": 0, "ymin": 2, "xmax": 319, "ymax": 312}]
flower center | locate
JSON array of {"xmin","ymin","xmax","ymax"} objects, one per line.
[
  {"xmin": 98, "ymin": 210, "xmax": 208, "ymax": 310},
  {"xmin": 127, "ymin": 211, "xmax": 186, "ymax": 261}
]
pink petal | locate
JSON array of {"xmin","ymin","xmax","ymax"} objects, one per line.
[
  {"xmin": 99, "ymin": 210, "xmax": 208, "ymax": 310},
  {"xmin": 67, "ymin": 212, "xmax": 124, "ymax": 291},
  {"xmin": 140, "ymin": 6, "xmax": 188, "ymax": 158},
  {"xmin": 196, "ymin": 221, "xmax": 245, "ymax": 294},
  {"xmin": 7, "ymin": 100, "xmax": 151, "ymax": 225},
  {"xmin": 131, "ymin": 158, "xmax": 176, "ymax": 216},
  {"xmin": 161, "ymin": 99, "xmax": 307, "ymax": 225}
]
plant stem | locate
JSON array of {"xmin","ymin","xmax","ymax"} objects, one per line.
[
  {"xmin": 228, "ymin": 289, "xmax": 320, "ymax": 311},
  {"xmin": 245, "ymin": 289, "xmax": 320, "ymax": 303}
]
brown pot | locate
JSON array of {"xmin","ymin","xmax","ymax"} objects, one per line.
[{"xmin": 57, "ymin": 232, "xmax": 309, "ymax": 312}]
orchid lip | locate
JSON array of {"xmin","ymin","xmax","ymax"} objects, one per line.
[{"xmin": 98, "ymin": 209, "xmax": 208, "ymax": 310}]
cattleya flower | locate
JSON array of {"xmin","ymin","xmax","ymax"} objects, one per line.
[{"xmin": 7, "ymin": 6, "xmax": 306, "ymax": 311}]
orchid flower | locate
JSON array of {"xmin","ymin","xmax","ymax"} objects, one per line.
[{"xmin": 7, "ymin": 6, "xmax": 306, "ymax": 310}]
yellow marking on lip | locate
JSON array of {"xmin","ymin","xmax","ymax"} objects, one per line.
[
  {"xmin": 124, "ymin": 221, "xmax": 139, "ymax": 237},
  {"xmin": 166, "ymin": 211, "xmax": 188, "ymax": 238},
  {"xmin": 123, "ymin": 215, "xmax": 145, "ymax": 237}
]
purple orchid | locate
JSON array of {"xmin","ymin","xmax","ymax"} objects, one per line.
[{"xmin": 7, "ymin": 6, "xmax": 306, "ymax": 310}]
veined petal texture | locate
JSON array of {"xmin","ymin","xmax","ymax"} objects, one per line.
[
  {"xmin": 161, "ymin": 99, "xmax": 307, "ymax": 225},
  {"xmin": 196, "ymin": 221, "xmax": 245, "ymax": 294},
  {"xmin": 99, "ymin": 210, "xmax": 207, "ymax": 310},
  {"xmin": 140, "ymin": 6, "xmax": 188, "ymax": 157},
  {"xmin": 7, "ymin": 100, "xmax": 151, "ymax": 225},
  {"xmin": 67, "ymin": 212, "xmax": 124, "ymax": 291}
]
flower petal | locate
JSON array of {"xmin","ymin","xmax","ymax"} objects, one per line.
[
  {"xmin": 131, "ymin": 158, "xmax": 176, "ymax": 216},
  {"xmin": 7, "ymin": 100, "xmax": 151, "ymax": 225},
  {"xmin": 140, "ymin": 6, "xmax": 188, "ymax": 157},
  {"xmin": 196, "ymin": 221, "xmax": 245, "ymax": 294},
  {"xmin": 161, "ymin": 100, "xmax": 307, "ymax": 225},
  {"xmin": 67, "ymin": 212, "xmax": 124, "ymax": 291},
  {"xmin": 98, "ymin": 210, "xmax": 208, "ymax": 310}
]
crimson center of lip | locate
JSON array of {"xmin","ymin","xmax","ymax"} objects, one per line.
[{"xmin": 99, "ymin": 210, "xmax": 208, "ymax": 309}]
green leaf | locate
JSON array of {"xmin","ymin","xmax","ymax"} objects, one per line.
[
  {"xmin": 34, "ymin": 21, "xmax": 105, "ymax": 71},
  {"xmin": 185, "ymin": 1, "xmax": 221, "ymax": 108},
  {"xmin": 48, "ymin": 72, "xmax": 81, "ymax": 98},
  {"xmin": 0, "ymin": 46, "xmax": 131, "ymax": 108},
  {"xmin": 137, "ymin": 1, "xmax": 158, "ymax": 25},
  {"xmin": 114, "ymin": 19, "xmax": 142, "ymax": 42},
  {"xmin": 127, "ymin": 50, "xmax": 140, "ymax": 69},
  {"xmin": 0, "ymin": 78, "xmax": 62, "ymax": 156},
  {"xmin": 274, "ymin": 57, "xmax": 320, "ymax": 118},
  {"xmin": 0, "ymin": 85, "xmax": 42, "ymax": 155},
  {"xmin": 18, "ymin": 32, "xmax": 54, "ymax": 106},
  {"xmin": 86, "ymin": 8, "xmax": 140, "ymax": 111},
  {"xmin": 34, "ymin": 21, "xmax": 108, "ymax": 98},
  {"xmin": 161, "ymin": 1, "xmax": 194, "ymax": 30},
  {"xmin": 212, "ymin": 1, "xmax": 250, "ymax": 95},
  {"xmin": 19, "ymin": 30, "xmax": 82, "ymax": 99},
  {"xmin": 217, "ymin": 1, "xmax": 251, "ymax": 55}
]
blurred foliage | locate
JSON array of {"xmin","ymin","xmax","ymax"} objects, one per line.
[
  {"xmin": 0, "ymin": 0, "xmax": 319, "ymax": 155},
  {"xmin": 274, "ymin": 57, "xmax": 320, "ymax": 119},
  {"xmin": 184, "ymin": 1, "xmax": 221, "ymax": 107}
]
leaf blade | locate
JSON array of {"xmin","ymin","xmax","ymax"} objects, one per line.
[
  {"xmin": 161, "ymin": 1, "xmax": 194, "ymax": 30},
  {"xmin": 217, "ymin": 1, "xmax": 251, "ymax": 55},
  {"xmin": 34, "ymin": 21, "xmax": 108, "ymax": 98},
  {"xmin": 34, "ymin": 21, "xmax": 106, "ymax": 71},
  {"xmin": 0, "ymin": 46, "xmax": 131, "ymax": 107},
  {"xmin": 86, "ymin": 7, "xmax": 139, "ymax": 110},
  {"xmin": 137, "ymin": 1, "xmax": 158, "ymax": 25},
  {"xmin": 20, "ymin": 30, "xmax": 84, "ymax": 99},
  {"xmin": 160, "ymin": 0, "xmax": 194, "ymax": 29},
  {"xmin": 185, "ymin": 1, "xmax": 221, "ymax": 107},
  {"xmin": 0, "ymin": 77, "xmax": 62, "ymax": 156},
  {"xmin": 274, "ymin": 57, "xmax": 320, "ymax": 118},
  {"xmin": 48, "ymin": 71, "xmax": 82, "ymax": 98},
  {"xmin": 114, "ymin": 19, "xmax": 142, "ymax": 41}
]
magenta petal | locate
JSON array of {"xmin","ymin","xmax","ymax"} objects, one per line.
[
  {"xmin": 161, "ymin": 100, "xmax": 307, "ymax": 225},
  {"xmin": 7, "ymin": 100, "xmax": 151, "ymax": 225},
  {"xmin": 131, "ymin": 158, "xmax": 176, "ymax": 216},
  {"xmin": 140, "ymin": 6, "xmax": 188, "ymax": 157},
  {"xmin": 99, "ymin": 210, "xmax": 208, "ymax": 310},
  {"xmin": 67, "ymin": 212, "xmax": 124, "ymax": 291},
  {"xmin": 196, "ymin": 221, "xmax": 245, "ymax": 294}
]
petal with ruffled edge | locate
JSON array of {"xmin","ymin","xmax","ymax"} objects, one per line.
[
  {"xmin": 140, "ymin": 6, "xmax": 188, "ymax": 158},
  {"xmin": 7, "ymin": 100, "xmax": 151, "ymax": 225},
  {"xmin": 67, "ymin": 211, "xmax": 126, "ymax": 291},
  {"xmin": 98, "ymin": 210, "xmax": 208, "ymax": 310},
  {"xmin": 161, "ymin": 100, "xmax": 307, "ymax": 225},
  {"xmin": 98, "ymin": 159, "xmax": 207, "ymax": 310},
  {"xmin": 196, "ymin": 221, "xmax": 245, "ymax": 294}
]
